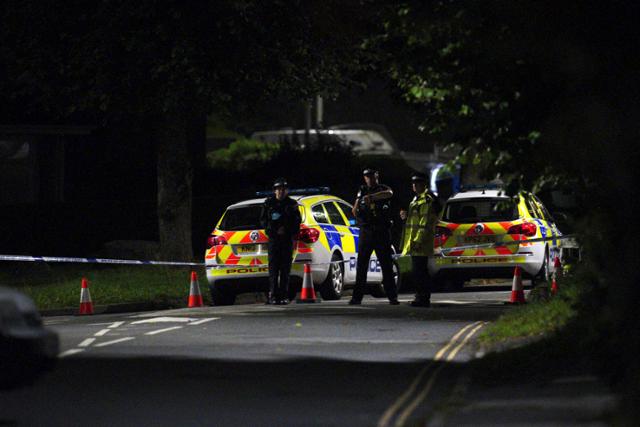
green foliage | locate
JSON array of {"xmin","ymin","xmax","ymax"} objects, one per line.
[
  {"xmin": 1, "ymin": 1, "xmax": 374, "ymax": 121},
  {"xmin": 374, "ymin": 4, "xmax": 640, "ymax": 420},
  {"xmin": 207, "ymin": 139, "xmax": 280, "ymax": 171},
  {"xmin": 478, "ymin": 278, "xmax": 579, "ymax": 346}
]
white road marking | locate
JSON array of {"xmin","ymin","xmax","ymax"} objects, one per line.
[
  {"xmin": 431, "ymin": 300, "xmax": 476, "ymax": 305},
  {"xmin": 108, "ymin": 321, "xmax": 125, "ymax": 328},
  {"xmin": 94, "ymin": 337, "xmax": 135, "ymax": 347},
  {"xmin": 94, "ymin": 328, "xmax": 111, "ymax": 337},
  {"xmin": 59, "ymin": 349, "xmax": 85, "ymax": 358},
  {"xmin": 145, "ymin": 326, "xmax": 183, "ymax": 336},
  {"xmin": 44, "ymin": 319, "xmax": 71, "ymax": 325},
  {"xmin": 188, "ymin": 317, "xmax": 220, "ymax": 325},
  {"xmin": 131, "ymin": 316, "xmax": 197, "ymax": 324},
  {"xmin": 78, "ymin": 338, "xmax": 96, "ymax": 347}
]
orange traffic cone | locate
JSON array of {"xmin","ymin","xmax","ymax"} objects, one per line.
[
  {"xmin": 188, "ymin": 271, "xmax": 204, "ymax": 307},
  {"xmin": 508, "ymin": 266, "xmax": 526, "ymax": 304},
  {"xmin": 78, "ymin": 277, "xmax": 94, "ymax": 315},
  {"xmin": 551, "ymin": 256, "xmax": 561, "ymax": 296},
  {"xmin": 296, "ymin": 263, "xmax": 319, "ymax": 303}
]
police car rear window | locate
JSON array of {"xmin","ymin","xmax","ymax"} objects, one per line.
[
  {"xmin": 443, "ymin": 198, "xmax": 518, "ymax": 223},
  {"xmin": 324, "ymin": 202, "xmax": 347, "ymax": 226},
  {"xmin": 219, "ymin": 205, "xmax": 263, "ymax": 231},
  {"xmin": 311, "ymin": 204, "xmax": 329, "ymax": 224}
]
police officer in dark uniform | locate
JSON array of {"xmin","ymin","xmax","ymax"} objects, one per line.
[
  {"xmin": 260, "ymin": 178, "xmax": 302, "ymax": 305},
  {"xmin": 349, "ymin": 168, "xmax": 399, "ymax": 305}
]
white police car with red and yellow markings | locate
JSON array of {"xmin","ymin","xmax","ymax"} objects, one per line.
[
  {"xmin": 205, "ymin": 189, "xmax": 395, "ymax": 305},
  {"xmin": 430, "ymin": 187, "xmax": 562, "ymax": 288}
]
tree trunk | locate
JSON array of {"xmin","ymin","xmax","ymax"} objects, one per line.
[{"xmin": 157, "ymin": 111, "xmax": 194, "ymax": 261}]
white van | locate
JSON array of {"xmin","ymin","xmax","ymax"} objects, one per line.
[{"xmin": 250, "ymin": 128, "xmax": 396, "ymax": 155}]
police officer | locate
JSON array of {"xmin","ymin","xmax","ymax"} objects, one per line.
[
  {"xmin": 349, "ymin": 168, "xmax": 399, "ymax": 305},
  {"xmin": 400, "ymin": 172, "xmax": 442, "ymax": 307},
  {"xmin": 260, "ymin": 178, "xmax": 302, "ymax": 305}
]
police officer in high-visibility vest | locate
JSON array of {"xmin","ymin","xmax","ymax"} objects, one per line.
[
  {"xmin": 349, "ymin": 168, "xmax": 399, "ymax": 305},
  {"xmin": 400, "ymin": 172, "xmax": 442, "ymax": 307},
  {"xmin": 260, "ymin": 178, "xmax": 302, "ymax": 305}
]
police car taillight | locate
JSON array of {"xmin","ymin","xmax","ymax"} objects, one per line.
[
  {"xmin": 507, "ymin": 222, "xmax": 537, "ymax": 237},
  {"xmin": 207, "ymin": 235, "xmax": 227, "ymax": 248},
  {"xmin": 296, "ymin": 228, "xmax": 320, "ymax": 243},
  {"xmin": 435, "ymin": 226, "xmax": 452, "ymax": 247}
]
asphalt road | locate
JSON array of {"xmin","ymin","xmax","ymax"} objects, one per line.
[{"xmin": 0, "ymin": 287, "xmax": 516, "ymax": 427}]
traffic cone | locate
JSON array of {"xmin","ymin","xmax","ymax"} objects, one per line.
[
  {"xmin": 188, "ymin": 271, "xmax": 204, "ymax": 307},
  {"xmin": 507, "ymin": 266, "xmax": 526, "ymax": 304},
  {"xmin": 296, "ymin": 263, "xmax": 319, "ymax": 303},
  {"xmin": 78, "ymin": 277, "xmax": 94, "ymax": 315},
  {"xmin": 551, "ymin": 256, "xmax": 561, "ymax": 296}
]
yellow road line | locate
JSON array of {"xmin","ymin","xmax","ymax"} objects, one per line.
[
  {"xmin": 446, "ymin": 322, "xmax": 486, "ymax": 362},
  {"xmin": 377, "ymin": 321, "xmax": 482, "ymax": 427},
  {"xmin": 394, "ymin": 322, "xmax": 486, "ymax": 426},
  {"xmin": 434, "ymin": 321, "xmax": 482, "ymax": 361},
  {"xmin": 394, "ymin": 364, "xmax": 447, "ymax": 427}
]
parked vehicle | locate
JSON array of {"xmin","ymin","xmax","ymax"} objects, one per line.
[
  {"xmin": 250, "ymin": 128, "xmax": 396, "ymax": 156},
  {"xmin": 0, "ymin": 286, "xmax": 59, "ymax": 389},
  {"xmin": 204, "ymin": 188, "xmax": 399, "ymax": 305},
  {"xmin": 430, "ymin": 186, "xmax": 562, "ymax": 289}
]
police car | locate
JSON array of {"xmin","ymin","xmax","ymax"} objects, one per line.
[
  {"xmin": 430, "ymin": 186, "xmax": 562, "ymax": 288},
  {"xmin": 205, "ymin": 188, "xmax": 397, "ymax": 305}
]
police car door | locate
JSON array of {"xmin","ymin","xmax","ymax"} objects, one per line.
[
  {"xmin": 334, "ymin": 201, "xmax": 359, "ymax": 283},
  {"xmin": 532, "ymin": 194, "xmax": 561, "ymax": 255},
  {"xmin": 320, "ymin": 202, "xmax": 353, "ymax": 282}
]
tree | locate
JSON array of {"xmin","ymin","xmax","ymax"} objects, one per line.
[
  {"xmin": 374, "ymin": 1, "xmax": 638, "ymax": 193},
  {"xmin": 377, "ymin": 1, "xmax": 640, "ymax": 421},
  {"xmin": 1, "ymin": 0, "xmax": 373, "ymax": 260}
]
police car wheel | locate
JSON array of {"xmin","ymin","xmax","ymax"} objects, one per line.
[
  {"xmin": 210, "ymin": 286, "xmax": 236, "ymax": 306},
  {"xmin": 536, "ymin": 246, "xmax": 551, "ymax": 282},
  {"xmin": 319, "ymin": 254, "xmax": 344, "ymax": 300},
  {"xmin": 370, "ymin": 284, "xmax": 386, "ymax": 298}
]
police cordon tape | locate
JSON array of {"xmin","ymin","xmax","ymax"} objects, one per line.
[
  {"xmin": 0, "ymin": 254, "xmax": 203, "ymax": 267},
  {"xmin": 0, "ymin": 234, "xmax": 576, "ymax": 268}
]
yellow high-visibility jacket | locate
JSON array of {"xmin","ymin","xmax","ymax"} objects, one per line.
[{"xmin": 401, "ymin": 191, "xmax": 439, "ymax": 256}]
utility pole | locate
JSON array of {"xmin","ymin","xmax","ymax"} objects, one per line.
[
  {"xmin": 315, "ymin": 95, "xmax": 324, "ymax": 128},
  {"xmin": 304, "ymin": 100, "xmax": 312, "ymax": 147}
]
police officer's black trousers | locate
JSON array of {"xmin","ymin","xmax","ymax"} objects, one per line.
[
  {"xmin": 411, "ymin": 256, "xmax": 432, "ymax": 302},
  {"xmin": 268, "ymin": 239, "xmax": 294, "ymax": 300},
  {"xmin": 353, "ymin": 228, "xmax": 397, "ymax": 301}
]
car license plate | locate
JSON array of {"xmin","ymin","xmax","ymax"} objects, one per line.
[
  {"xmin": 237, "ymin": 244, "xmax": 257, "ymax": 254},
  {"xmin": 461, "ymin": 236, "xmax": 496, "ymax": 244}
]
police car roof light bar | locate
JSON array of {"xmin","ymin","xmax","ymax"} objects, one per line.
[{"xmin": 255, "ymin": 187, "xmax": 331, "ymax": 197}]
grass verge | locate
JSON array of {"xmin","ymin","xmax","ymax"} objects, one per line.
[
  {"xmin": 0, "ymin": 262, "xmax": 208, "ymax": 310},
  {"xmin": 478, "ymin": 275, "xmax": 579, "ymax": 347},
  {"xmin": 470, "ymin": 273, "xmax": 596, "ymax": 385}
]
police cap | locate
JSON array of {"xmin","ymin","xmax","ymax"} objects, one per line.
[
  {"xmin": 273, "ymin": 177, "xmax": 288, "ymax": 188},
  {"xmin": 362, "ymin": 167, "xmax": 378, "ymax": 176},
  {"xmin": 410, "ymin": 172, "xmax": 427, "ymax": 183}
]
